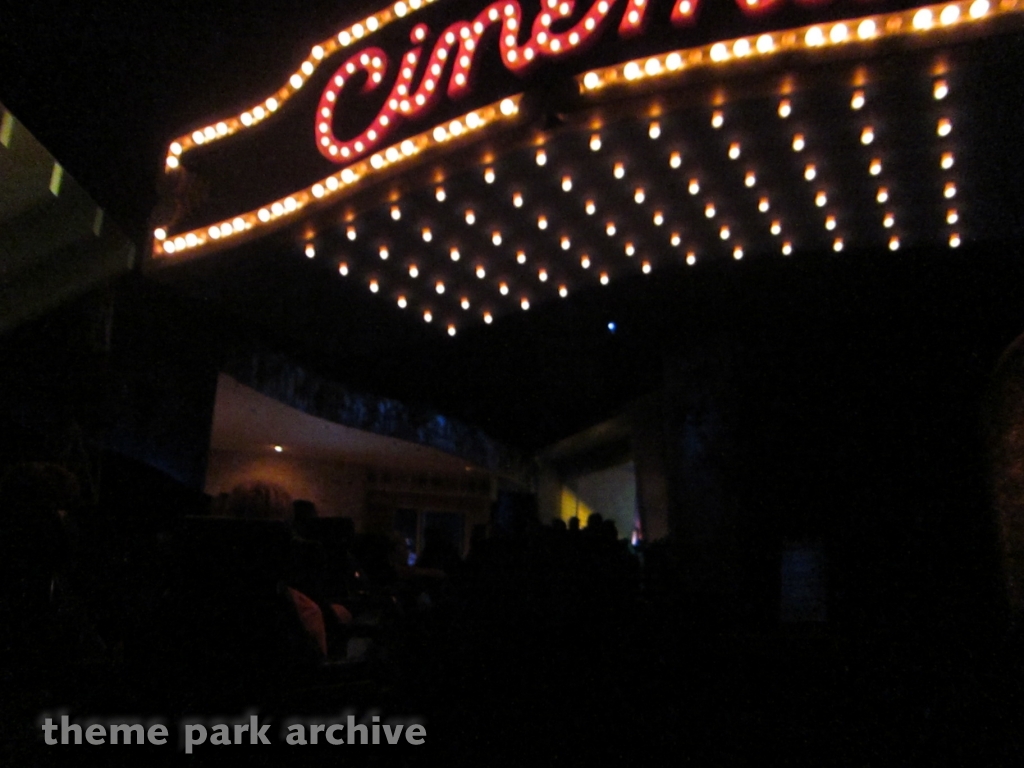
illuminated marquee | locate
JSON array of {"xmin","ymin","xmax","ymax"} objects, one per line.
[{"xmin": 153, "ymin": 0, "xmax": 1018, "ymax": 259}]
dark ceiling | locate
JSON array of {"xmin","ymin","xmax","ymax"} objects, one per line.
[{"xmin": 4, "ymin": 2, "xmax": 1024, "ymax": 453}]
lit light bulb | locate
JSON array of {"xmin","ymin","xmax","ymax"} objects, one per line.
[
  {"xmin": 851, "ymin": 90, "xmax": 865, "ymax": 110},
  {"xmin": 450, "ymin": 247, "xmax": 460, "ymax": 261},
  {"xmin": 778, "ymin": 99, "xmax": 791, "ymax": 118},
  {"xmin": 720, "ymin": 226, "xmax": 730, "ymax": 240},
  {"xmin": 585, "ymin": 200, "xmax": 596, "ymax": 215},
  {"xmin": 409, "ymin": 264, "xmax": 419, "ymax": 277},
  {"xmin": 947, "ymin": 209, "xmax": 958, "ymax": 224},
  {"xmin": 782, "ymin": 241, "xmax": 793, "ymax": 255},
  {"xmin": 305, "ymin": 243, "xmax": 316, "ymax": 258},
  {"xmin": 422, "ymin": 228, "xmax": 432, "ymax": 242},
  {"xmin": 634, "ymin": 188, "xmax": 646, "ymax": 204},
  {"xmin": 732, "ymin": 246, "xmax": 743, "ymax": 260},
  {"xmin": 536, "ymin": 149, "xmax": 547, "ymax": 166},
  {"xmin": 513, "ymin": 192, "xmax": 523, "ymax": 207},
  {"xmin": 581, "ymin": 255, "xmax": 591, "ymax": 269},
  {"xmin": 599, "ymin": 272, "xmax": 610, "ymax": 285},
  {"xmin": 492, "ymin": 231, "xmax": 502, "ymax": 246},
  {"xmin": 705, "ymin": 203, "xmax": 716, "ymax": 218},
  {"xmin": 877, "ymin": 187, "xmax": 889, "ymax": 203},
  {"xmin": 649, "ymin": 121, "xmax": 661, "ymax": 139},
  {"xmin": 562, "ymin": 176, "xmax": 573, "ymax": 192},
  {"xmin": 476, "ymin": 265, "xmax": 486, "ymax": 278},
  {"xmin": 436, "ymin": 186, "xmax": 446, "ymax": 202},
  {"xmin": 825, "ymin": 215, "xmax": 836, "ymax": 230},
  {"xmin": 758, "ymin": 198, "xmax": 769, "ymax": 213},
  {"xmin": 484, "ymin": 167, "xmax": 496, "ymax": 183},
  {"xmin": 711, "ymin": 110, "xmax": 723, "ymax": 129},
  {"xmin": 590, "ymin": 134, "xmax": 602, "ymax": 151},
  {"xmin": 744, "ymin": 172, "xmax": 756, "ymax": 188},
  {"xmin": 770, "ymin": 221, "xmax": 782, "ymax": 235},
  {"xmin": 517, "ymin": 251, "xmax": 527, "ymax": 264},
  {"xmin": 728, "ymin": 143, "xmax": 740, "ymax": 160},
  {"xmin": 397, "ymin": 296, "xmax": 407, "ymax": 308},
  {"xmin": 499, "ymin": 282, "xmax": 509, "ymax": 295},
  {"xmin": 614, "ymin": 163, "xmax": 625, "ymax": 179},
  {"xmin": 347, "ymin": 226, "xmax": 357, "ymax": 241},
  {"xmin": 861, "ymin": 126, "xmax": 875, "ymax": 145},
  {"xmin": 465, "ymin": 210, "xmax": 476, "ymax": 225},
  {"xmin": 561, "ymin": 236, "xmax": 571, "ymax": 250},
  {"xmin": 625, "ymin": 243, "xmax": 635, "ymax": 256},
  {"xmin": 792, "ymin": 134, "xmax": 805, "ymax": 151},
  {"xmin": 937, "ymin": 118, "xmax": 952, "ymax": 137},
  {"xmin": 559, "ymin": 285, "xmax": 568, "ymax": 297},
  {"xmin": 653, "ymin": 212, "xmax": 664, "ymax": 226},
  {"xmin": 805, "ymin": 164, "xmax": 817, "ymax": 181},
  {"xmin": 391, "ymin": 206, "xmax": 401, "ymax": 220},
  {"xmin": 934, "ymin": 80, "xmax": 949, "ymax": 100},
  {"xmin": 642, "ymin": 261, "xmax": 652, "ymax": 274},
  {"xmin": 435, "ymin": 281, "xmax": 445, "ymax": 294},
  {"xmin": 671, "ymin": 233, "xmax": 681, "ymax": 247},
  {"xmin": 949, "ymin": 233, "xmax": 961, "ymax": 247},
  {"xmin": 883, "ymin": 213, "xmax": 895, "ymax": 228},
  {"xmin": 941, "ymin": 152, "xmax": 955, "ymax": 170},
  {"xmin": 369, "ymin": 279, "xmax": 380, "ymax": 293},
  {"xmin": 688, "ymin": 179, "xmax": 700, "ymax": 195},
  {"xmin": 870, "ymin": 159, "xmax": 882, "ymax": 176},
  {"xmin": 670, "ymin": 152, "xmax": 682, "ymax": 169},
  {"xmin": 538, "ymin": 215, "xmax": 548, "ymax": 230},
  {"xmin": 815, "ymin": 191, "xmax": 827, "ymax": 207},
  {"xmin": 889, "ymin": 237, "xmax": 900, "ymax": 251}
]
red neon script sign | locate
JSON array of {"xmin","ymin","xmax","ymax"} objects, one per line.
[{"xmin": 316, "ymin": 0, "xmax": 855, "ymax": 164}]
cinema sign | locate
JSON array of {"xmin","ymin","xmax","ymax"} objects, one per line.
[{"xmin": 152, "ymin": 0, "xmax": 1013, "ymax": 260}]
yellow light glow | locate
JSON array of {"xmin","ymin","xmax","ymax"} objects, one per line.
[
  {"xmin": 447, "ymin": 325, "xmax": 457, "ymax": 337},
  {"xmin": 450, "ymin": 247, "xmax": 460, "ymax": 261},
  {"xmin": 600, "ymin": 273, "xmax": 610, "ymax": 285},
  {"xmin": 720, "ymin": 226, "xmax": 730, "ymax": 240},
  {"xmin": 653, "ymin": 211, "xmax": 665, "ymax": 226},
  {"xmin": 758, "ymin": 197, "xmax": 770, "ymax": 212},
  {"xmin": 484, "ymin": 312, "xmax": 493, "ymax": 324},
  {"xmin": 521, "ymin": 298, "xmax": 531, "ymax": 310},
  {"xmin": 861, "ymin": 126, "xmax": 875, "ymax": 145},
  {"xmin": 642, "ymin": 261, "xmax": 652, "ymax": 274},
  {"xmin": 484, "ymin": 167, "xmax": 496, "ymax": 183},
  {"xmin": 969, "ymin": 0, "xmax": 989, "ymax": 18},
  {"xmin": 728, "ymin": 143, "xmax": 741, "ymax": 160},
  {"xmin": 941, "ymin": 152, "xmax": 955, "ymax": 169},
  {"xmin": 422, "ymin": 228, "xmax": 432, "ymax": 242},
  {"xmin": 591, "ymin": 134, "xmax": 602, "ymax": 151},
  {"xmin": 778, "ymin": 99, "xmax": 792, "ymax": 118},
  {"xmin": 536, "ymin": 149, "xmax": 547, "ymax": 166},
  {"xmin": 884, "ymin": 213, "xmax": 895, "ymax": 227},
  {"xmin": 745, "ymin": 172, "xmax": 756, "ymax": 188},
  {"xmin": 492, "ymin": 231, "xmax": 502, "ymax": 246},
  {"xmin": 397, "ymin": 296, "xmax": 407, "ymax": 309},
  {"xmin": 670, "ymin": 151, "xmax": 682, "ymax": 168},
  {"xmin": 409, "ymin": 264, "xmax": 419, "ymax": 277},
  {"xmin": 671, "ymin": 233, "xmax": 682, "ymax": 246},
  {"xmin": 476, "ymin": 265, "xmax": 486, "ymax": 278},
  {"xmin": 816, "ymin": 192, "xmax": 827, "ymax": 207},
  {"xmin": 538, "ymin": 215, "xmax": 548, "ymax": 230},
  {"xmin": 466, "ymin": 210, "xmax": 476, "ymax": 225},
  {"xmin": 711, "ymin": 110, "xmax": 723, "ymax": 129},
  {"xmin": 825, "ymin": 215, "xmax": 836, "ymax": 230},
  {"xmin": 649, "ymin": 121, "xmax": 661, "ymax": 139},
  {"xmin": 733, "ymin": 246, "xmax": 744, "ymax": 260},
  {"xmin": 614, "ymin": 162, "xmax": 626, "ymax": 179},
  {"xmin": 562, "ymin": 176, "xmax": 573, "ymax": 192},
  {"xmin": 877, "ymin": 187, "xmax": 889, "ymax": 203},
  {"xmin": 889, "ymin": 237, "xmax": 900, "ymax": 251},
  {"xmin": 851, "ymin": 90, "xmax": 865, "ymax": 110},
  {"xmin": 391, "ymin": 206, "xmax": 401, "ymax": 220},
  {"xmin": 771, "ymin": 221, "xmax": 782, "ymax": 235},
  {"xmin": 805, "ymin": 164, "xmax": 817, "ymax": 181},
  {"xmin": 634, "ymin": 188, "xmax": 646, "ymax": 204},
  {"xmin": 944, "ymin": 182, "xmax": 957, "ymax": 198},
  {"xmin": 423, "ymin": 311, "xmax": 433, "ymax": 323},
  {"xmin": 934, "ymin": 79, "xmax": 949, "ymax": 99},
  {"xmin": 686, "ymin": 252, "xmax": 697, "ymax": 265},
  {"xmin": 937, "ymin": 118, "xmax": 952, "ymax": 136},
  {"xmin": 688, "ymin": 179, "xmax": 700, "ymax": 195},
  {"xmin": 517, "ymin": 250, "xmax": 527, "ymax": 264},
  {"xmin": 947, "ymin": 209, "xmax": 958, "ymax": 224},
  {"xmin": 793, "ymin": 134, "xmax": 805, "ymax": 151},
  {"xmin": 705, "ymin": 203, "xmax": 716, "ymax": 218},
  {"xmin": 782, "ymin": 242, "xmax": 793, "ymax": 255},
  {"xmin": 585, "ymin": 200, "xmax": 596, "ymax": 215},
  {"xmin": 870, "ymin": 159, "xmax": 882, "ymax": 176},
  {"xmin": 461, "ymin": 297, "xmax": 471, "ymax": 309},
  {"xmin": 949, "ymin": 233, "xmax": 961, "ymax": 247},
  {"xmin": 339, "ymin": 263, "xmax": 349, "ymax": 276},
  {"xmin": 499, "ymin": 282, "xmax": 509, "ymax": 295},
  {"xmin": 581, "ymin": 255, "xmax": 591, "ymax": 269},
  {"xmin": 305, "ymin": 243, "xmax": 316, "ymax": 258}
]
